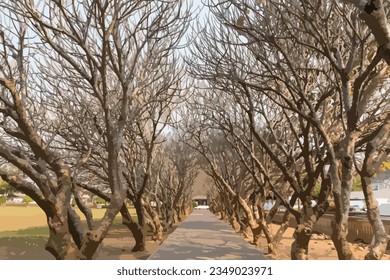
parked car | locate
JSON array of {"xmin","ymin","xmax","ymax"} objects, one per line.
[
  {"xmin": 377, "ymin": 198, "xmax": 390, "ymax": 216},
  {"xmin": 349, "ymin": 199, "xmax": 366, "ymax": 214},
  {"xmin": 379, "ymin": 203, "xmax": 390, "ymax": 216},
  {"xmin": 194, "ymin": 205, "xmax": 209, "ymax": 210}
]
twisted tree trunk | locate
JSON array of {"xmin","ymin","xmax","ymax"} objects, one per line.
[{"xmin": 360, "ymin": 121, "xmax": 390, "ymax": 259}]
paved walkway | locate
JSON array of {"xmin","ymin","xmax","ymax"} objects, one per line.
[{"xmin": 148, "ymin": 210, "xmax": 267, "ymax": 260}]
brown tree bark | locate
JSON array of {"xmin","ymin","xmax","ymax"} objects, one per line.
[
  {"xmin": 330, "ymin": 157, "xmax": 354, "ymax": 260},
  {"xmin": 272, "ymin": 210, "xmax": 291, "ymax": 249},
  {"xmin": 291, "ymin": 224, "xmax": 312, "ymax": 260},
  {"xmin": 290, "ymin": 205, "xmax": 317, "ymax": 260},
  {"xmin": 120, "ymin": 205, "xmax": 145, "ymax": 252},
  {"xmin": 45, "ymin": 193, "xmax": 84, "ymax": 259},
  {"xmin": 238, "ymin": 196, "xmax": 274, "ymax": 253},
  {"xmin": 359, "ymin": 119, "xmax": 390, "ymax": 259},
  {"xmin": 80, "ymin": 184, "xmax": 146, "ymax": 253},
  {"xmin": 143, "ymin": 197, "xmax": 163, "ymax": 241}
]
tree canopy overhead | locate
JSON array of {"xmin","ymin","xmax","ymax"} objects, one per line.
[{"xmin": 0, "ymin": 0, "xmax": 389, "ymax": 260}]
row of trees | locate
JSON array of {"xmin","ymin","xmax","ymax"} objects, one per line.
[
  {"xmin": 1, "ymin": 0, "xmax": 389, "ymax": 260},
  {"xmin": 182, "ymin": 0, "xmax": 390, "ymax": 260},
  {"xmin": 0, "ymin": 0, "xmax": 198, "ymax": 259}
]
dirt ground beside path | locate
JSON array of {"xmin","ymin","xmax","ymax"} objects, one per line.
[
  {"xmin": 252, "ymin": 224, "xmax": 390, "ymax": 260},
  {"xmin": 94, "ymin": 226, "xmax": 179, "ymax": 260}
]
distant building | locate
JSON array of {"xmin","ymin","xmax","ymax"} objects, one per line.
[
  {"xmin": 6, "ymin": 191, "xmax": 25, "ymax": 204},
  {"xmin": 192, "ymin": 195, "xmax": 208, "ymax": 206}
]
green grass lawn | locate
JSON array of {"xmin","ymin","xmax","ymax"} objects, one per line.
[
  {"xmin": 0, "ymin": 205, "xmax": 137, "ymax": 237},
  {"xmin": 0, "ymin": 205, "xmax": 138, "ymax": 260}
]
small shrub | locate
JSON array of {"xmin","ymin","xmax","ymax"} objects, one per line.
[
  {"xmin": 22, "ymin": 196, "xmax": 34, "ymax": 203},
  {"xmin": 0, "ymin": 196, "xmax": 6, "ymax": 205},
  {"xmin": 0, "ymin": 180, "xmax": 9, "ymax": 188},
  {"xmin": 0, "ymin": 181, "xmax": 10, "ymax": 195},
  {"xmin": 312, "ymin": 182, "xmax": 321, "ymax": 199},
  {"xmin": 95, "ymin": 197, "xmax": 106, "ymax": 205},
  {"xmin": 352, "ymin": 176, "xmax": 362, "ymax": 191}
]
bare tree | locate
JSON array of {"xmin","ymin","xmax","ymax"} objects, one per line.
[
  {"xmin": 0, "ymin": 0, "xmax": 190, "ymax": 259},
  {"xmin": 0, "ymin": 2, "xmax": 88, "ymax": 259},
  {"xmin": 156, "ymin": 138, "xmax": 199, "ymax": 228},
  {"xmin": 186, "ymin": 0, "xmax": 390, "ymax": 259}
]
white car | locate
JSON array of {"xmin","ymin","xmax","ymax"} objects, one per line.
[
  {"xmin": 349, "ymin": 199, "xmax": 366, "ymax": 214},
  {"xmin": 194, "ymin": 205, "xmax": 209, "ymax": 210},
  {"xmin": 379, "ymin": 203, "xmax": 390, "ymax": 216}
]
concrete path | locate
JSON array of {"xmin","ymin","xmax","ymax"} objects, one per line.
[{"xmin": 148, "ymin": 210, "xmax": 267, "ymax": 260}]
